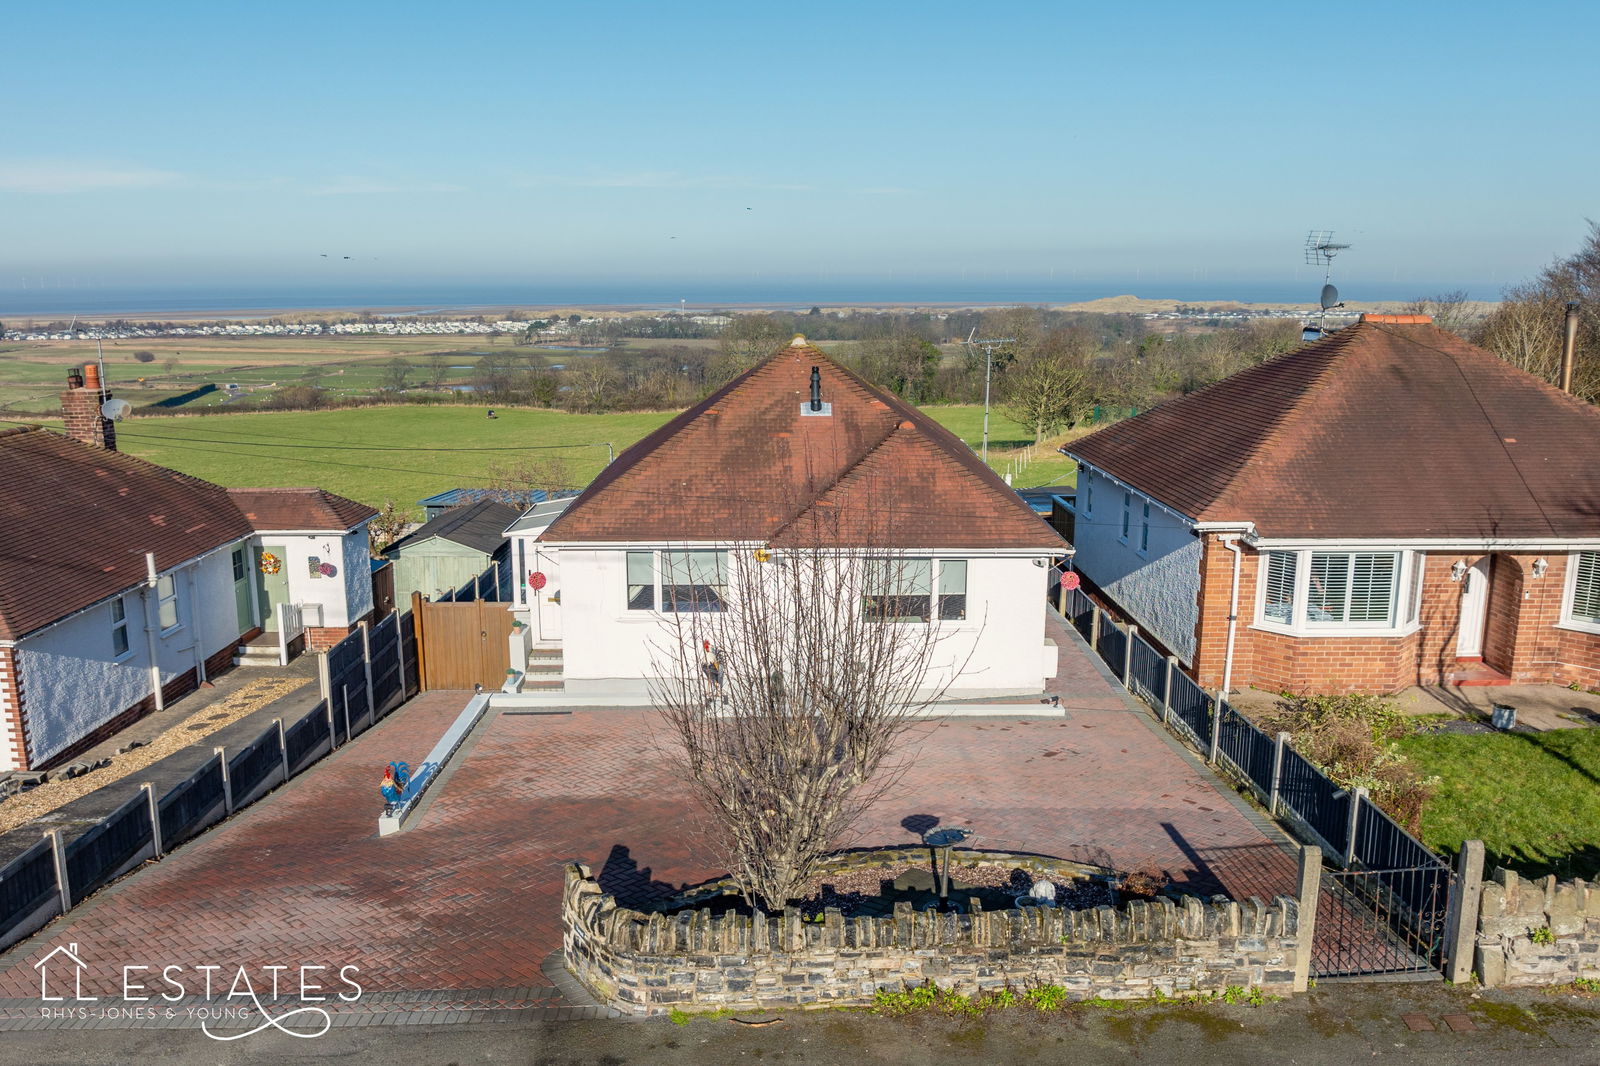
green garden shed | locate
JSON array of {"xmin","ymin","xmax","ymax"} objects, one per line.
[{"xmin": 385, "ymin": 498, "xmax": 519, "ymax": 604}]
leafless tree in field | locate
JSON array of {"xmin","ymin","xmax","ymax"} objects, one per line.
[{"xmin": 648, "ymin": 514, "xmax": 970, "ymax": 912}]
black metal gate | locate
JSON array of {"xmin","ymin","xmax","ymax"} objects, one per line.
[{"xmin": 1312, "ymin": 863, "xmax": 1454, "ymax": 978}]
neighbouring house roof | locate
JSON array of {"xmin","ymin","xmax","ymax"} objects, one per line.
[
  {"xmin": 0, "ymin": 426, "xmax": 254, "ymax": 641},
  {"xmin": 226, "ymin": 487, "xmax": 377, "ymax": 533},
  {"xmin": 386, "ymin": 498, "xmax": 520, "ymax": 556},
  {"xmin": 505, "ymin": 496, "xmax": 577, "ymax": 536},
  {"xmin": 418, "ymin": 487, "xmax": 579, "ymax": 510},
  {"xmin": 1066, "ymin": 314, "xmax": 1600, "ymax": 540},
  {"xmin": 539, "ymin": 338, "xmax": 1065, "ymax": 550}
]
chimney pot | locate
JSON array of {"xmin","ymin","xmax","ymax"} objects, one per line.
[{"xmin": 83, "ymin": 363, "xmax": 101, "ymax": 390}]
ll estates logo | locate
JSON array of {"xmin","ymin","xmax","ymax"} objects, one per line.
[{"xmin": 33, "ymin": 942, "xmax": 362, "ymax": 1041}]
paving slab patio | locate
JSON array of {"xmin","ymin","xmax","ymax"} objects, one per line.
[{"xmin": 0, "ymin": 614, "xmax": 1298, "ymax": 1015}]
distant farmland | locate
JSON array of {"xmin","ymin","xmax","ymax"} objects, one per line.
[{"xmin": 99, "ymin": 403, "xmax": 1077, "ymax": 516}]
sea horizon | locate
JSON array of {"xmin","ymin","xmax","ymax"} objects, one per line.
[{"xmin": 0, "ymin": 277, "xmax": 1493, "ymax": 319}]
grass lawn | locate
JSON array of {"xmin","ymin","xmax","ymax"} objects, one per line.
[
  {"xmin": 1396, "ymin": 727, "xmax": 1600, "ymax": 879},
  {"xmin": 64, "ymin": 401, "xmax": 1080, "ymax": 517}
]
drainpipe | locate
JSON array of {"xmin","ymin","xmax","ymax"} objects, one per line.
[
  {"xmin": 1220, "ymin": 536, "xmax": 1244, "ymax": 696},
  {"xmin": 1560, "ymin": 301, "xmax": 1580, "ymax": 394},
  {"xmin": 186, "ymin": 563, "xmax": 206, "ymax": 685},
  {"xmin": 143, "ymin": 553, "xmax": 165, "ymax": 712}
]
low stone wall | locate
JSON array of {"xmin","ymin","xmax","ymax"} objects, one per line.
[
  {"xmin": 1475, "ymin": 868, "xmax": 1600, "ymax": 987},
  {"xmin": 562, "ymin": 851, "xmax": 1304, "ymax": 1015}
]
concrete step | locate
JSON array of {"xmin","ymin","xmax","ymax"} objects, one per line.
[{"xmin": 233, "ymin": 643, "xmax": 281, "ymax": 667}]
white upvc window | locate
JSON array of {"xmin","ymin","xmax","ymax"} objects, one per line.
[
  {"xmin": 1139, "ymin": 501, "xmax": 1151, "ymax": 555},
  {"xmin": 1120, "ymin": 491, "xmax": 1132, "ymax": 542},
  {"xmin": 1561, "ymin": 551, "xmax": 1600, "ymax": 634},
  {"xmin": 110, "ymin": 597, "xmax": 131, "ymax": 658},
  {"xmin": 1080, "ymin": 468, "xmax": 1093, "ymax": 516},
  {"xmin": 156, "ymin": 573, "xmax": 180, "ymax": 632},
  {"xmin": 863, "ymin": 557, "xmax": 968, "ymax": 623},
  {"xmin": 1256, "ymin": 549, "xmax": 1418, "ymax": 635},
  {"xmin": 625, "ymin": 550, "xmax": 728, "ymax": 613}
]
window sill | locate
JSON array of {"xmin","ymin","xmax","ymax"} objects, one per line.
[
  {"xmin": 1249, "ymin": 620, "xmax": 1422, "ymax": 640},
  {"xmin": 110, "ymin": 650, "xmax": 135, "ymax": 665},
  {"xmin": 1555, "ymin": 619, "xmax": 1600, "ymax": 637},
  {"xmin": 158, "ymin": 624, "xmax": 184, "ymax": 639}
]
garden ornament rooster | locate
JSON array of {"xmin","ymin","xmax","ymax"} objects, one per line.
[{"xmin": 380, "ymin": 761, "xmax": 411, "ymax": 806}]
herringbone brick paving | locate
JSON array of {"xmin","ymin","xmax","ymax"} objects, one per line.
[{"xmin": 0, "ymin": 616, "xmax": 1296, "ymax": 1002}]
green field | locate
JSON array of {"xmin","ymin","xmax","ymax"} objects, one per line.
[
  {"xmin": 52, "ymin": 402, "xmax": 1076, "ymax": 518},
  {"xmin": 1397, "ymin": 728, "xmax": 1600, "ymax": 879},
  {"xmin": 0, "ymin": 335, "xmax": 618, "ymax": 414}
]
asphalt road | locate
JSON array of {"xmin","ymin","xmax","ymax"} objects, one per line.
[{"xmin": 3, "ymin": 982, "xmax": 1599, "ymax": 1066}]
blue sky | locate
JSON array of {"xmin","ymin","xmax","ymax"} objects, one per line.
[{"xmin": 3, "ymin": 0, "xmax": 1597, "ymax": 299}]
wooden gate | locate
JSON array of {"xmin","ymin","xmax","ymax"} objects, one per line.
[{"xmin": 412, "ymin": 593, "xmax": 513, "ymax": 691}]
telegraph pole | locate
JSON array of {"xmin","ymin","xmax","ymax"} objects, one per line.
[{"xmin": 967, "ymin": 334, "xmax": 1016, "ymax": 464}]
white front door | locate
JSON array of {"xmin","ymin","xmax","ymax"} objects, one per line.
[
  {"xmin": 1456, "ymin": 556, "xmax": 1492, "ymax": 658},
  {"xmin": 532, "ymin": 548, "xmax": 562, "ymax": 642}
]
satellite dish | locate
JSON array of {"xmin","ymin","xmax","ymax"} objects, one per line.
[
  {"xmin": 1320, "ymin": 283, "xmax": 1341, "ymax": 310},
  {"xmin": 100, "ymin": 397, "xmax": 132, "ymax": 421}
]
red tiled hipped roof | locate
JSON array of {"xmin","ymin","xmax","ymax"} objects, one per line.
[
  {"xmin": 1067, "ymin": 317, "xmax": 1600, "ymax": 540},
  {"xmin": 0, "ymin": 426, "xmax": 255, "ymax": 640},
  {"xmin": 541, "ymin": 340, "xmax": 1064, "ymax": 550},
  {"xmin": 226, "ymin": 487, "xmax": 377, "ymax": 532}
]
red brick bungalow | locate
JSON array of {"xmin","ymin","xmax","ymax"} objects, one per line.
[{"xmin": 1064, "ymin": 314, "xmax": 1600, "ymax": 695}]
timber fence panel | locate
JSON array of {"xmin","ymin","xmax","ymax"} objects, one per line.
[
  {"xmin": 227, "ymin": 725, "xmax": 284, "ymax": 806},
  {"xmin": 0, "ymin": 838, "xmax": 60, "ymax": 949},
  {"xmin": 157, "ymin": 755, "xmax": 227, "ymax": 849},
  {"xmin": 285, "ymin": 702, "xmax": 332, "ymax": 774},
  {"xmin": 64, "ymin": 793, "xmax": 153, "ymax": 906}
]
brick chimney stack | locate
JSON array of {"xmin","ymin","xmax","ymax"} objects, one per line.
[{"xmin": 61, "ymin": 364, "xmax": 117, "ymax": 450}]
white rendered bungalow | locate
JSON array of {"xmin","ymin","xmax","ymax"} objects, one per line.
[{"xmin": 518, "ymin": 338, "xmax": 1069, "ymax": 699}]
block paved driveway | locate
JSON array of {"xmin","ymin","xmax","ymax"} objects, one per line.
[{"xmin": 0, "ymin": 617, "xmax": 1298, "ymax": 1004}]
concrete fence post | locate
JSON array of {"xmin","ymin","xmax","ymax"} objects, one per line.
[
  {"xmin": 1208, "ymin": 691, "xmax": 1223, "ymax": 764},
  {"xmin": 341, "ymin": 684, "xmax": 352, "ymax": 741},
  {"xmin": 359, "ymin": 620, "xmax": 375, "ymax": 721},
  {"xmin": 1057, "ymin": 582, "xmax": 1067, "ymax": 616},
  {"xmin": 1270, "ymin": 732, "xmax": 1289, "ymax": 815},
  {"xmin": 142, "ymin": 782, "xmax": 163, "ymax": 859},
  {"xmin": 1344, "ymin": 787, "xmax": 1368, "ymax": 866},
  {"xmin": 1161, "ymin": 656, "xmax": 1176, "ymax": 726},
  {"xmin": 1122, "ymin": 624, "xmax": 1138, "ymax": 690},
  {"xmin": 1089, "ymin": 606, "xmax": 1101, "ymax": 652},
  {"xmin": 275, "ymin": 717, "xmax": 290, "ymax": 782},
  {"xmin": 215, "ymin": 746, "xmax": 234, "ymax": 814},
  {"xmin": 1293, "ymin": 844, "xmax": 1322, "ymax": 992},
  {"xmin": 319, "ymin": 652, "xmax": 338, "ymax": 747},
  {"xmin": 47, "ymin": 829, "xmax": 72, "ymax": 912},
  {"xmin": 1444, "ymin": 839, "xmax": 1486, "ymax": 985},
  {"xmin": 393, "ymin": 614, "xmax": 409, "ymax": 698}
]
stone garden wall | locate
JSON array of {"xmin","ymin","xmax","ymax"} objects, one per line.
[
  {"xmin": 561, "ymin": 849, "xmax": 1304, "ymax": 1015},
  {"xmin": 1475, "ymin": 867, "xmax": 1600, "ymax": 987}
]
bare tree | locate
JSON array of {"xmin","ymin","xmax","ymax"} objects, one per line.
[
  {"xmin": 382, "ymin": 357, "xmax": 411, "ymax": 391},
  {"xmin": 1401, "ymin": 289, "xmax": 1477, "ymax": 337},
  {"xmin": 649, "ymin": 516, "xmax": 967, "ymax": 912},
  {"xmin": 1479, "ymin": 221, "xmax": 1600, "ymax": 402},
  {"xmin": 483, "ymin": 453, "xmax": 577, "ymax": 505},
  {"xmin": 426, "ymin": 352, "xmax": 450, "ymax": 388}
]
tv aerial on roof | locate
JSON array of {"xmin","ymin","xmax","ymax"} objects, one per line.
[{"xmin": 1302, "ymin": 230, "xmax": 1352, "ymax": 340}]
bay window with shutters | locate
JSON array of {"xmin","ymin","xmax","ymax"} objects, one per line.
[
  {"xmin": 1255, "ymin": 548, "xmax": 1422, "ymax": 635},
  {"xmin": 1562, "ymin": 551, "xmax": 1600, "ymax": 634}
]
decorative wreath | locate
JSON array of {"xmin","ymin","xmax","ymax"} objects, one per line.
[{"xmin": 258, "ymin": 551, "xmax": 282, "ymax": 575}]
